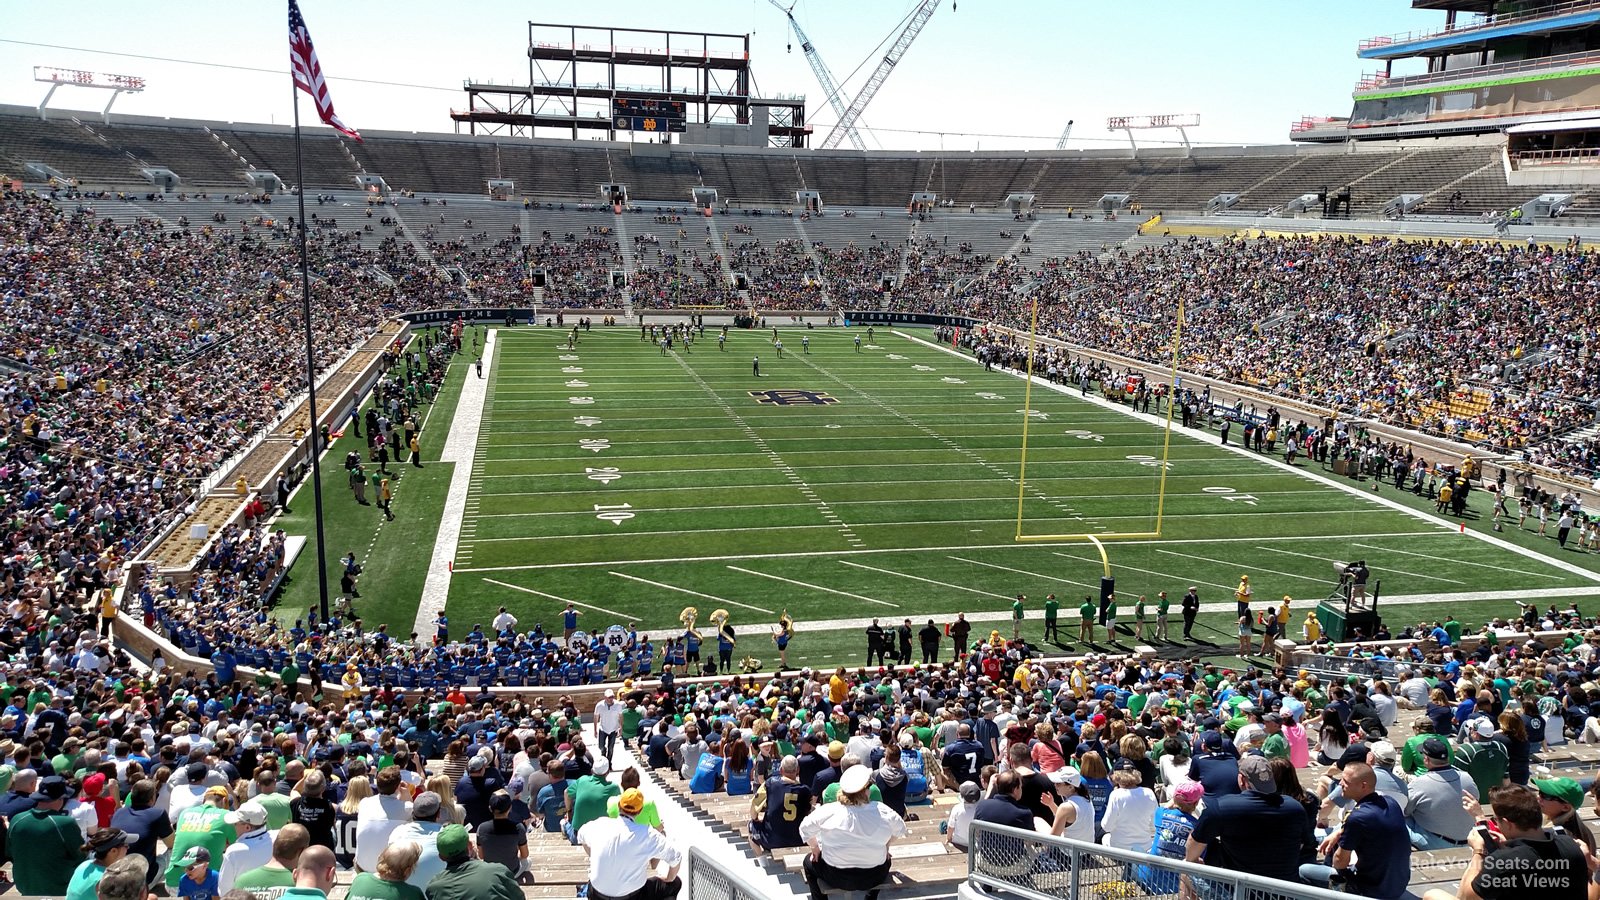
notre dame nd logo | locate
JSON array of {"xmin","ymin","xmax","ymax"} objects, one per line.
[{"xmin": 749, "ymin": 389, "xmax": 839, "ymax": 406}]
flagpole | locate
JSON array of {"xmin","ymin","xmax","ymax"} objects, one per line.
[{"xmin": 290, "ymin": 81, "xmax": 333, "ymax": 626}]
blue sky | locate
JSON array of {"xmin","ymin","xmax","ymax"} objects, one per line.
[{"xmin": 2, "ymin": 1, "xmax": 1444, "ymax": 149}]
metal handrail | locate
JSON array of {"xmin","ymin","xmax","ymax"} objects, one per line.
[
  {"xmin": 1359, "ymin": 0, "xmax": 1600, "ymax": 52},
  {"xmin": 964, "ymin": 822, "xmax": 1362, "ymax": 900},
  {"xmin": 684, "ymin": 846, "xmax": 774, "ymax": 900},
  {"xmin": 1356, "ymin": 49, "xmax": 1600, "ymax": 94},
  {"xmin": 1511, "ymin": 147, "xmax": 1600, "ymax": 166}
]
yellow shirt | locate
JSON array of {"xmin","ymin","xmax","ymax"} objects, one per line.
[
  {"xmin": 99, "ymin": 590, "xmax": 117, "ymax": 618},
  {"xmin": 1235, "ymin": 581, "xmax": 1251, "ymax": 606},
  {"xmin": 828, "ymin": 675, "xmax": 848, "ymax": 705},
  {"xmin": 1277, "ymin": 601, "xmax": 1291, "ymax": 625},
  {"xmin": 1303, "ymin": 616, "xmax": 1322, "ymax": 642}
]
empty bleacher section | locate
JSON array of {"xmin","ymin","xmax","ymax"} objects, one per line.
[
  {"xmin": 88, "ymin": 122, "xmax": 247, "ymax": 186},
  {"xmin": 214, "ymin": 128, "xmax": 359, "ymax": 188},
  {"xmin": 0, "ymin": 115, "xmax": 146, "ymax": 185}
]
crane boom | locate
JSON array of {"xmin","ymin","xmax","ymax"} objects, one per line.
[
  {"xmin": 821, "ymin": 0, "xmax": 942, "ymax": 150},
  {"xmin": 1055, "ymin": 119, "xmax": 1074, "ymax": 151},
  {"xmin": 767, "ymin": 0, "xmax": 866, "ymax": 151}
]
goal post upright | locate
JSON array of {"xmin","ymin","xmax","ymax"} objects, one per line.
[{"xmin": 1013, "ymin": 287, "xmax": 1182, "ymax": 545}]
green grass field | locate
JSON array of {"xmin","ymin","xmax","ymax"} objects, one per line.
[{"xmin": 277, "ymin": 325, "xmax": 1600, "ymax": 669}]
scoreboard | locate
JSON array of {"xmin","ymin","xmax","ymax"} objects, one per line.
[{"xmin": 613, "ymin": 97, "xmax": 686, "ymax": 133}]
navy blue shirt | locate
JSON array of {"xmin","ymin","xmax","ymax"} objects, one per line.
[
  {"xmin": 1191, "ymin": 791, "xmax": 1314, "ymax": 884},
  {"xmin": 1187, "ymin": 753, "xmax": 1241, "ymax": 801},
  {"xmin": 1340, "ymin": 793, "xmax": 1411, "ymax": 899}
]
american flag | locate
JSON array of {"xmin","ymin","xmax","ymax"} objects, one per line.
[{"xmin": 288, "ymin": 0, "xmax": 361, "ymax": 142}]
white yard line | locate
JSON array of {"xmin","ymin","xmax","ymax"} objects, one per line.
[
  {"xmin": 1256, "ymin": 545, "xmax": 1466, "ymax": 586},
  {"xmin": 1350, "ymin": 542, "xmax": 1567, "ymax": 580},
  {"xmin": 449, "ymin": 530, "xmax": 1450, "ymax": 574},
  {"xmin": 838, "ymin": 560, "xmax": 1013, "ymax": 599},
  {"xmin": 1153, "ymin": 547, "xmax": 1330, "ymax": 585},
  {"xmin": 413, "ymin": 330, "xmax": 496, "ymax": 638},
  {"xmin": 608, "ymin": 571, "xmax": 776, "ymax": 615},
  {"xmin": 1051, "ymin": 551, "xmax": 1238, "ymax": 592},
  {"xmin": 724, "ymin": 565, "xmax": 898, "ymax": 608},
  {"xmin": 947, "ymin": 555, "xmax": 1097, "ymax": 590},
  {"xmin": 479, "ymin": 578, "xmax": 631, "ymax": 619},
  {"xmin": 895, "ymin": 329, "xmax": 1600, "ymax": 586}
]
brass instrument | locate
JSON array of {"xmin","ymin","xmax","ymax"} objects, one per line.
[
  {"xmin": 709, "ymin": 608, "xmax": 733, "ymax": 645},
  {"xmin": 679, "ymin": 606, "xmax": 701, "ymax": 641},
  {"xmin": 773, "ymin": 609, "xmax": 794, "ymax": 645}
]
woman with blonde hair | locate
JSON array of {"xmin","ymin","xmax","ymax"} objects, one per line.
[
  {"xmin": 1099, "ymin": 764, "xmax": 1157, "ymax": 852},
  {"xmin": 1076, "ymin": 750, "xmax": 1113, "ymax": 833},
  {"xmin": 1118, "ymin": 734, "xmax": 1157, "ymax": 789},
  {"xmin": 425, "ymin": 773, "xmax": 465, "ymax": 825}
]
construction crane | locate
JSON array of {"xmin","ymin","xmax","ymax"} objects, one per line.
[
  {"xmin": 1055, "ymin": 119, "xmax": 1074, "ymax": 150},
  {"xmin": 768, "ymin": 0, "xmax": 867, "ymax": 151},
  {"xmin": 822, "ymin": 0, "xmax": 944, "ymax": 150}
]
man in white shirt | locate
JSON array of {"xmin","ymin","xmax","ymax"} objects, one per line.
[
  {"xmin": 577, "ymin": 788, "xmax": 681, "ymax": 900},
  {"xmin": 354, "ymin": 767, "xmax": 412, "ymax": 873},
  {"xmin": 492, "ymin": 607, "xmax": 518, "ymax": 635},
  {"xmin": 217, "ymin": 802, "xmax": 272, "ymax": 892},
  {"xmin": 594, "ymin": 690, "xmax": 624, "ymax": 766},
  {"xmin": 798, "ymin": 765, "xmax": 908, "ymax": 900}
]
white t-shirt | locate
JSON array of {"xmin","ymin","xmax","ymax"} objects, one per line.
[
  {"xmin": 799, "ymin": 801, "xmax": 909, "ymax": 869},
  {"xmin": 579, "ymin": 815, "xmax": 682, "ymax": 897},
  {"xmin": 391, "ymin": 821, "xmax": 443, "ymax": 890},
  {"xmin": 945, "ymin": 799, "xmax": 975, "ymax": 849},
  {"xmin": 353, "ymin": 793, "xmax": 412, "ymax": 872},
  {"xmin": 1100, "ymin": 786, "xmax": 1158, "ymax": 852}
]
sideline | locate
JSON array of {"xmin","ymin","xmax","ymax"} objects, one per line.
[
  {"xmin": 414, "ymin": 330, "xmax": 496, "ymax": 636},
  {"xmin": 894, "ymin": 330, "xmax": 1600, "ymax": 586}
]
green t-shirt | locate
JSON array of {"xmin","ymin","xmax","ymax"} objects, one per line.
[
  {"xmin": 253, "ymin": 791, "xmax": 292, "ymax": 831},
  {"xmin": 232, "ymin": 864, "xmax": 297, "ymax": 900},
  {"xmin": 821, "ymin": 782, "xmax": 882, "ymax": 804},
  {"xmin": 622, "ymin": 706, "xmax": 644, "ymax": 739},
  {"xmin": 1401, "ymin": 735, "xmax": 1454, "ymax": 776},
  {"xmin": 1127, "ymin": 693, "xmax": 1148, "ymax": 717},
  {"xmin": 1104, "ymin": 598, "xmax": 1118, "ymax": 620},
  {"xmin": 565, "ymin": 775, "xmax": 620, "ymax": 833},
  {"xmin": 1158, "ymin": 596, "xmax": 1170, "ymax": 615},
  {"xmin": 606, "ymin": 796, "xmax": 662, "ymax": 828},
  {"xmin": 345, "ymin": 873, "xmax": 424, "ymax": 900},
  {"xmin": 280, "ymin": 663, "xmax": 300, "ymax": 686},
  {"xmin": 11, "ymin": 808, "xmax": 87, "ymax": 896},
  {"xmin": 1012, "ymin": 600, "xmax": 1024, "ymax": 621},
  {"xmin": 1044, "ymin": 599, "xmax": 1060, "ymax": 622},
  {"xmin": 167, "ymin": 804, "xmax": 233, "ymax": 886},
  {"xmin": 1079, "ymin": 601, "xmax": 1094, "ymax": 622},
  {"xmin": 1134, "ymin": 600, "xmax": 1146, "ymax": 620},
  {"xmin": 1443, "ymin": 620, "xmax": 1463, "ymax": 644},
  {"xmin": 1454, "ymin": 740, "xmax": 1509, "ymax": 798}
]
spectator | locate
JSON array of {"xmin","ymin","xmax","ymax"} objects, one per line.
[
  {"xmin": 944, "ymin": 781, "xmax": 981, "ymax": 852},
  {"xmin": 287, "ymin": 845, "xmax": 338, "ymax": 900},
  {"xmin": 174, "ymin": 846, "xmax": 219, "ymax": 900},
  {"xmin": 1135, "ymin": 780, "xmax": 1202, "ymax": 894},
  {"xmin": 290, "ymin": 772, "xmax": 336, "ymax": 851},
  {"xmin": 1099, "ymin": 761, "xmax": 1158, "ymax": 853},
  {"xmin": 218, "ymin": 802, "xmax": 272, "ymax": 892},
  {"xmin": 110, "ymin": 778, "xmax": 173, "ymax": 887},
  {"xmin": 1534, "ymin": 777, "xmax": 1596, "ymax": 855},
  {"xmin": 231, "ymin": 824, "xmax": 311, "ymax": 900},
  {"xmin": 422, "ymin": 823, "xmax": 520, "ymax": 900},
  {"xmin": 1422, "ymin": 785, "xmax": 1592, "ymax": 900},
  {"xmin": 577, "ymin": 788, "xmax": 682, "ymax": 900},
  {"xmin": 607, "ymin": 768, "xmax": 662, "ymax": 830},
  {"xmin": 565, "ymin": 756, "xmax": 618, "ymax": 844},
  {"xmin": 1298, "ymin": 762, "xmax": 1411, "ymax": 898},
  {"xmin": 1404, "ymin": 737, "xmax": 1479, "ymax": 850},
  {"xmin": 454, "ymin": 755, "xmax": 504, "ymax": 828},
  {"xmin": 475, "ymin": 791, "xmax": 529, "ymax": 883},
  {"xmin": 749, "ymin": 755, "xmax": 812, "ymax": 854},
  {"xmin": 390, "ymin": 791, "xmax": 446, "ymax": 892},
  {"xmin": 355, "ymin": 766, "xmax": 412, "ymax": 874},
  {"xmin": 346, "ymin": 842, "xmax": 424, "ymax": 900},
  {"xmin": 96, "ymin": 856, "xmax": 152, "ymax": 900},
  {"xmin": 798, "ymin": 765, "xmax": 908, "ymax": 900},
  {"xmin": 11, "ymin": 774, "xmax": 88, "ymax": 895},
  {"xmin": 1184, "ymin": 755, "xmax": 1314, "ymax": 885},
  {"xmin": 66, "ymin": 827, "xmax": 136, "ymax": 900},
  {"xmin": 534, "ymin": 759, "xmax": 568, "ymax": 834}
]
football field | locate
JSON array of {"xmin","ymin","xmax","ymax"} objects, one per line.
[{"xmin": 422, "ymin": 326, "xmax": 1600, "ymax": 666}]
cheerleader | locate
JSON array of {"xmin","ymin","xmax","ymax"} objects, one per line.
[{"xmin": 773, "ymin": 611, "xmax": 794, "ymax": 671}]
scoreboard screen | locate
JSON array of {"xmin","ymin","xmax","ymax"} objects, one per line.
[
  {"xmin": 614, "ymin": 97, "xmax": 686, "ymax": 118},
  {"xmin": 614, "ymin": 115, "xmax": 687, "ymax": 133}
]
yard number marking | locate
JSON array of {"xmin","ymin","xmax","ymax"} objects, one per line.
[
  {"xmin": 585, "ymin": 467, "xmax": 622, "ymax": 484},
  {"xmin": 1202, "ymin": 486, "xmax": 1258, "ymax": 506},
  {"xmin": 1063, "ymin": 429, "xmax": 1104, "ymax": 443},
  {"xmin": 594, "ymin": 502, "xmax": 635, "ymax": 525}
]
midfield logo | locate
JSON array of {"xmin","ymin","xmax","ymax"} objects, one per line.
[{"xmin": 749, "ymin": 389, "xmax": 839, "ymax": 406}]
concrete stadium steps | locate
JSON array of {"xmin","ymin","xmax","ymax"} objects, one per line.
[
  {"xmin": 1235, "ymin": 151, "xmax": 1405, "ymax": 214},
  {"xmin": 646, "ymin": 761, "xmax": 967, "ymax": 900},
  {"xmin": 89, "ymin": 123, "xmax": 248, "ymax": 187},
  {"xmin": 0, "ymin": 117, "xmax": 146, "ymax": 186},
  {"xmin": 217, "ymin": 129, "xmax": 359, "ymax": 189},
  {"xmin": 1350, "ymin": 148, "xmax": 1499, "ymax": 217},
  {"xmin": 1025, "ymin": 219, "xmax": 1142, "ymax": 262},
  {"xmin": 147, "ymin": 495, "xmax": 244, "ymax": 570}
]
